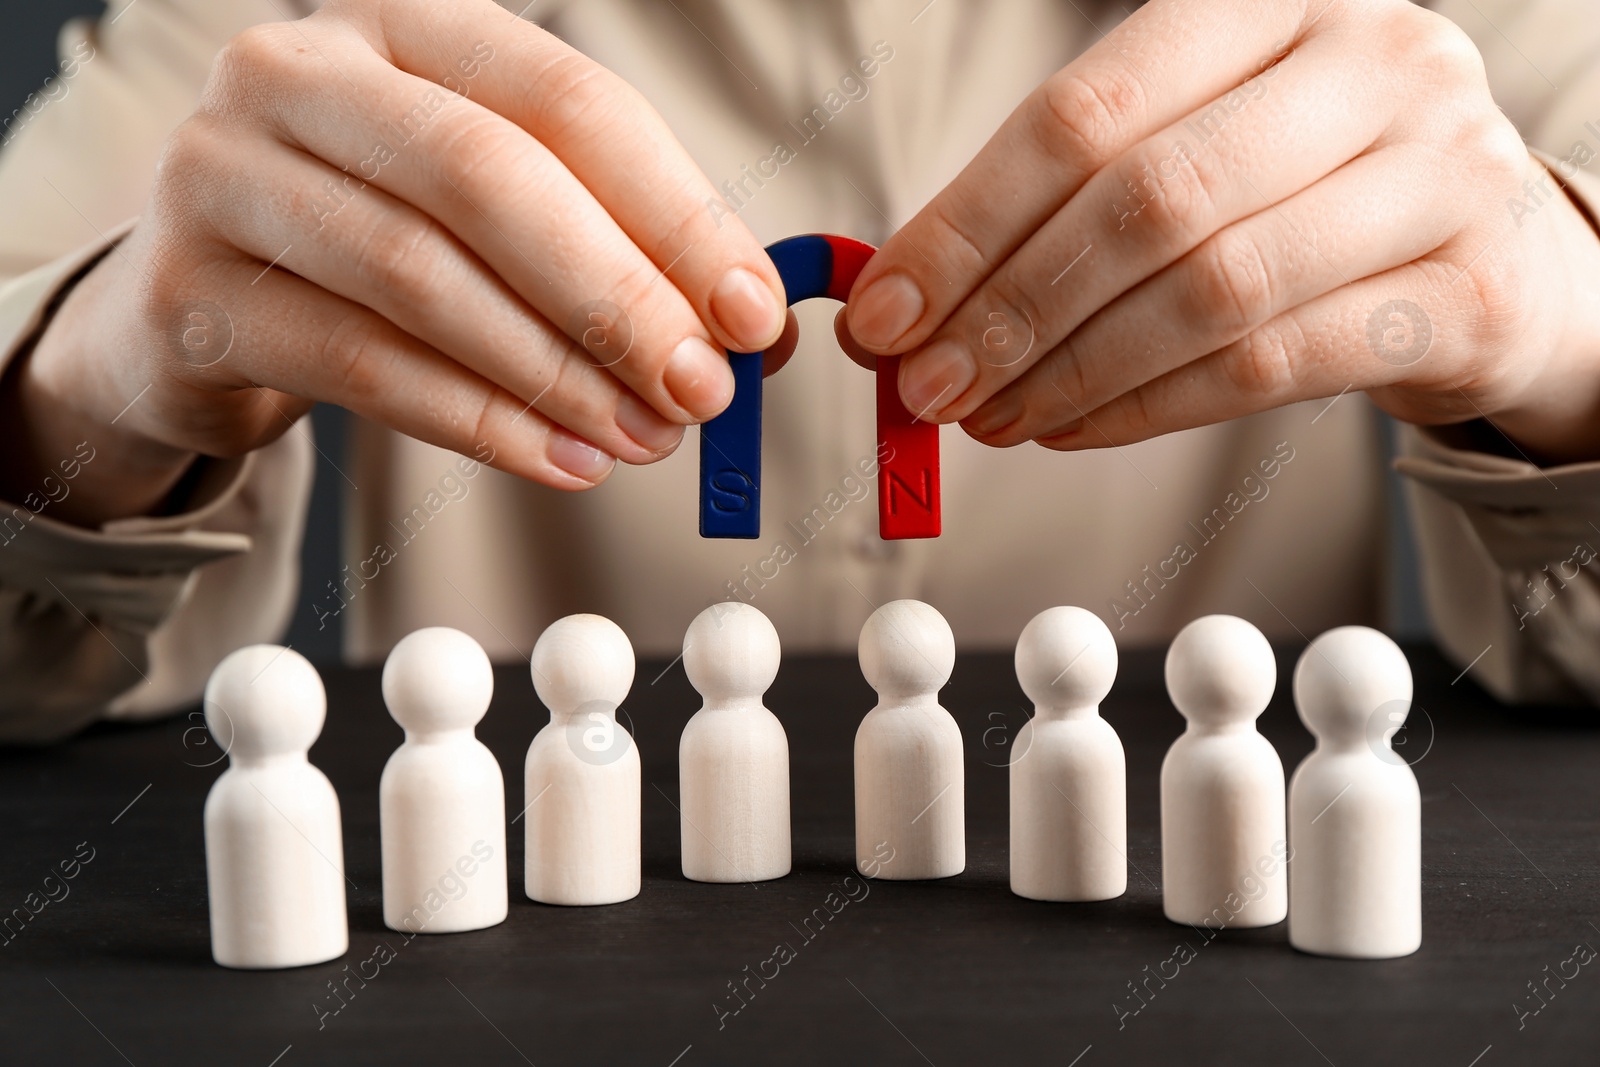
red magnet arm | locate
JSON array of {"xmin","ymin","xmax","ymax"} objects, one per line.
[{"xmin": 822, "ymin": 236, "xmax": 941, "ymax": 540}]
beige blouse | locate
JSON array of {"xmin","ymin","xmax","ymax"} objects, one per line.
[{"xmin": 1, "ymin": 0, "xmax": 1598, "ymax": 740}]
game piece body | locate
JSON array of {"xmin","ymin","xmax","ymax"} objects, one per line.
[
  {"xmin": 1289, "ymin": 626, "xmax": 1421, "ymax": 958},
  {"xmin": 679, "ymin": 603, "xmax": 791, "ymax": 882},
  {"xmin": 379, "ymin": 627, "xmax": 507, "ymax": 934},
  {"xmin": 1010, "ymin": 606, "xmax": 1126, "ymax": 902},
  {"xmin": 1161, "ymin": 615, "xmax": 1287, "ymax": 928},
  {"xmin": 854, "ymin": 599, "xmax": 963, "ymax": 879},
  {"xmin": 202, "ymin": 645, "xmax": 347, "ymax": 969},
  {"xmin": 525, "ymin": 614, "xmax": 641, "ymax": 906},
  {"xmin": 699, "ymin": 234, "xmax": 939, "ymax": 540}
]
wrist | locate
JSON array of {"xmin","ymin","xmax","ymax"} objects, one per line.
[
  {"xmin": 0, "ymin": 249, "xmax": 198, "ymax": 527},
  {"xmin": 1479, "ymin": 163, "xmax": 1600, "ymax": 465}
]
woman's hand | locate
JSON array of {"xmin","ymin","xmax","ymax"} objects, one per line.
[
  {"xmin": 843, "ymin": 0, "xmax": 1600, "ymax": 464},
  {"xmin": 6, "ymin": 0, "xmax": 788, "ymax": 525}
]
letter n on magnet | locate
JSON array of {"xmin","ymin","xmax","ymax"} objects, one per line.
[{"xmin": 876, "ymin": 355, "xmax": 941, "ymax": 539}]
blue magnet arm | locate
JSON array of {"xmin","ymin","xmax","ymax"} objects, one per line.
[
  {"xmin": 698, "ymin": 235, "xmax": 836, "ymax": 539},
  {"xmin": 698, "ymin": 348, "xmax": 764, "ymax": 537}
]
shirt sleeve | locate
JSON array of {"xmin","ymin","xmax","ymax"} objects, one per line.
[
  {"xmin": 1396, "ymin": 154, "xmax": 1600, "ymax": 705},
  {"xmin": 1395, "ymin": 0, "xmax": 1600, "ymax": 703},
  {"xmin": 0, "ymin": 0, "xmax": 314, "ymax": 743},
  {"xmin": 1398, "ymin": 423, "xmax": 1600, "ymax": 706}
]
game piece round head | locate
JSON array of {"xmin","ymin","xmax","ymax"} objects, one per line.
[
  {"xmin": 203, "ymin": 644, "xmax": 326, "ymax": 761},
  {"xmin": 858, "ymin": 599, "xmax": 954, "ymax": 699},
  {"xmin": 683, "ymin": 602, "xmax": 780, "ymax": 704},
  {"xmin": 1164, "ymin": 614, "xmax": 1277, "ymax": 728},
  {"xmin": 381, "ymin": 626, "xmax": 493, "ymax": 734},
  {"xmin": 530, "ymin": 613, "xmax": 635, "ymax": 716},
  {"xmin": 1015, "ymin": 606, "xmax": 1117, "ymax": 711},
  {"xmin": 1293, "ymin": 626, "xmax": 1413, "ymax": 745}
]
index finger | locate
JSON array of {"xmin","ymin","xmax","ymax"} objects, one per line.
[
  {"xmin": 337, "ymin": 0, "xmax": 788, "ymax": 356},
  {"xmin": 842, "ymin": 0, "xmax": 1313, "ymax": 356}
]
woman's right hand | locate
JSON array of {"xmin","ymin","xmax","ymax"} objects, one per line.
[{"xmin": 7, "ymin": 0, "xmax": 786, "ymax": 524}]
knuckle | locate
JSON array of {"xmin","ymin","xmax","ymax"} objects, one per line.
[
  {"xmin": 1193, "ymin": 230, "xmax": 1276, "ymax": 336},
  {"xmin": 977, "ymin": 275, "xmax": 1047, "ymax": 371},
  {"xmin": 137, "ymin": 245, "xmax": 188, "ymax": 327},
  {"xmin": 351, "ymin": 217, "xmax": 442, "ymax": 307},
  {"xmin": 206, "ymin": 23, "xmax": 300, "ymax": 104},
  {"xmin": 1114, "ymin": 383, "xmax": 1157, "ymax": 442},
  {"xmin": 1226, "ymin": 320, "xmax": 1299, "ymax": 399},
  {"xmin": 1464, "ymin": 117, "xmax": 1530, "ymax": 180},
  {"xmin": 524, "ymin": 49, "xmax": 626, "ymax": 146},
  {"xmin": 532, "ymin": 336, "xmax": 576, "ymax": 402},
  {"xmin": 435, "ymin": 114, "xmax": 527, "ymax": 202},
  {"xmin": 1453, "ymin": 250, "xmax": 1531, "ymax": 349},
  {"xmin": 657, "ymin": 202, "xmax": 702, "ymax": 251},
  {"xmin": 320, "ymin": 311, "xmax": 388, "ymax": 403},
  {"xmin": 149, "ymin": 120, "xmax": 220, "ymax": 219},
  {"xmin": 138, "ymin": 241, "xmax": 219, "ymax": 356},
  {"xmin": 1044, "ymin": 340, "xmax": 1093, "ymax": 413},
  {"xmin": 1130, "ymin": 150, "xmax": 1215, "ymax": 247},
  {"xmin": 924, "ymin": 194, "xmax": 995, "ymax": 279},
  {"xmin": 650, "ymin": 207, "xmax": 711, "ymax": 280},
  {"xmin": 591, "ymin": 261, "xmax": 672, "ymax": 355},
  {"xmin": 470, "ymin": 385, "xmax": 515, "ymax": 461},
  {"xmin": 152, "ymin": 118, "xmax": 209, "ymax": 181},
  {"xmin": 1037, "ymin": 67, "xmax": 1143, "ymax": 168},
  {"xmin": 1400, "ymin": 9, "xmax": 1486, "ymax": 84}
]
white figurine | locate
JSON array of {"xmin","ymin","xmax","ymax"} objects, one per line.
[
  {"xmin": 679, "ymin": 603, "xmax": 791, "ymax": 883},
  {"xmin": 203, "ymin": 645, "xmax": 347, "ymax": 969},
  {"xmin": 1288, "ymin": 626, "xmax": 1421, "ymax": 958},
  {"xmin": 379, "ymin": 627, "xmax": 508, "ymax": 934},
  {"xmin": 855, "ymin": 599, "xmax": 964, "ymax": 880},
  {"xmin": 1161, "ymin": 615, "xmax": 1287, "ymax": 928},
  {"xmin": 525, "ymin": 614, "xmax": 641, "ymax": 906},
  {"xmin": 1009, "ymin": 606, "xmax": 1126, "ymax": 902}
]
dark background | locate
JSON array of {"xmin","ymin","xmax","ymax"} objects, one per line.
[{"xmin": 0, "ymin": 0, "xmax": 1431, "ymax": 666}]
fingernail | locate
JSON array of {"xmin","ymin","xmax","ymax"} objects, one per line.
[
  {"xmin": 663, "ymin": 336, "xmax": 735, "ymax": 420},
  {"xmin": 613, "ymin": 392, "xmax": 685, "ymax": 454},
  {"xmin": 850, "ymin": 273, "xmax": 924, "ymax": 350},
  {"xmin": 966, "ymin": 394, "xmax": 1022, "ymax": 437},
  {"xmin": 711, "ymin": 268, "xmax": 783, "ymax": 351},
  {"xmin": 548, "ymin": 432, "xmax": 615, "ymax": 483},
  {"xmin": 901, "ymin": 338, "xmax": 974, "ymax": 418}
]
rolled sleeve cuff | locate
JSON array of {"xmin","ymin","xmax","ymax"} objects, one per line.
[
  {"xmin": 0, "ymin": 218, "xmax": 256, "ymax": 632},
  {"xmin": 0, "ymin": 223, "xmax": 268, "ymax": 742},
  {"xmin": 1397, "ymin": 423, "xmax": 1600, "ymax": 706}
]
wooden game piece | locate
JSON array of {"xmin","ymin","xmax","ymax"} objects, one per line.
[
  {"xmin": 1160, "ymin": 615, "xmax": 1287, "ymax": 929},
  {"xmin": 1288, "ymin": 626, "xmax": 1421, "ymax": 958},
  {"xmin": 678, "ymin": 602, "xmax": 791, "ymax": 883},
  {"xmin": 379, "ymin": 627, "xmax": 508, "ymax": 935},
  {"xmin": 524, "ymin": 614, "xmax": 641, "ymax": 906},
  {"xmin": 698, "ymin": 233, "xmax": 941, "ymax": 541},
  {"xmin": 202, "ymin": 645, "xmax": 347, "ymax": 969},
  {"xmin": 1009, "ymin": 606, "xmax": 1126, "ymax": 902},
  {"xmin": 854, "ymin": 599, "xmax": 964, "ymax": 879}
]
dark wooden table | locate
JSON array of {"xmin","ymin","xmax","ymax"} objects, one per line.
[{"xmin": 3, "ymin": 643, "xmax": 1597, "ymax": 1066}]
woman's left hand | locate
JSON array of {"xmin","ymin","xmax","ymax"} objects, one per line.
[{"xmin": 843, "ymin": 0, "xmax": 1600, "ymax": 463}]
